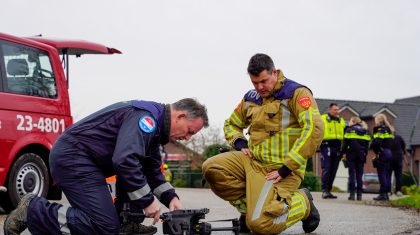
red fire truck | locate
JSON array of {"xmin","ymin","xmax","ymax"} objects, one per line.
[{"xmin": 0, "ymin": 32, "xmax": 120, "ymax": 212}]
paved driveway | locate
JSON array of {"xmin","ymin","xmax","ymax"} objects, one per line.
[{"xmin": 1, "ymin": 188, "xmax": 420, "ymax": 234}]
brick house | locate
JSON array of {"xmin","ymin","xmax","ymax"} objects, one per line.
[
  {"xmin": 314, "ymin": 96, "xmax": 420, "ymax": 190},
  {"xmin": 162, "ymin": 141, "xmax": 203, "ymax": 170}
]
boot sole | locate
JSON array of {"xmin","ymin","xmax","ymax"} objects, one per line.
[
  {"xmin": 301, "ymin": 188, "xmax": 320, "ymax": 233},
  {"xmin": 3, "ymin": 193, "xmax": 35, "ymax": 235}
]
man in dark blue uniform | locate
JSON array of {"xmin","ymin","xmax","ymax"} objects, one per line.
[
  {"xmin": 389, "ymin": 133, "xmax": 406, "ymax": 196},
  {"xmin": 4, "ymin": 98, "xmax": 208, "ymax": 235}
]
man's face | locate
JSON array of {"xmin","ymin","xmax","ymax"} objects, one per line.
[
  {"xmin": 169, "ymin": 114, "xmax": 204, "ymax": 141},
  {"xmin": 249, "ymin": 69, "xmax": 278, "ymax": 98},
  {"xmin": 328, "ymin": 105, "xmax": 340, "ymax": 117}
]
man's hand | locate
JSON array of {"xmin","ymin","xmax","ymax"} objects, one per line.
[
  {"xmin": 144, "ymin": 198, "xmax": 161, "ymax": 225},
  {"xmin": 241, "ymin": 148, "xmax": 253, "ymax": 159},
  {"xmin": 169, "ymin": 197, "xmax": 183, "ymax": 211},
  {"xmin": 265, "ymin": 170, "xmax": 282, "ymax": 183}
]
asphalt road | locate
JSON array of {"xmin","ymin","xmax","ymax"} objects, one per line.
[{"xmin": 1, "ymin": 188, "xmax": 419, "ymax": 234}]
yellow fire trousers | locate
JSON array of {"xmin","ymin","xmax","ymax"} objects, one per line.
[{"xmin": 202, "ymin": 151, "xmax": 310, "ymax": 234}]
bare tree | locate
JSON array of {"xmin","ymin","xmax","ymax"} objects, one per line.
[{"xmin": 182, "ymin": 125, "xmax": 227, "ymax": 154}]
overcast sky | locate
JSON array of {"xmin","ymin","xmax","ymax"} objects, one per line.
[{"xmin": 2, "ymin": 0, "xmax": 420, "ymax": 128}]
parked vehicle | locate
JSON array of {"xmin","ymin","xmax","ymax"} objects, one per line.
[
  {"xmin": 362, "ymin": 173, "xmax": 380, "ymax": 193},
  {"xmin": 0, "ymin": 32, "xmax": 120, "ymax": 212}
]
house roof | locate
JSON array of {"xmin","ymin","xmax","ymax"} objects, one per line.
[
  {"xmin": 395, "ymin": 95, "xmax": 420, "ymax": 105},
  {"xmin": 316, "ymin": 98, "xmax": 420, "ymax": 147}
]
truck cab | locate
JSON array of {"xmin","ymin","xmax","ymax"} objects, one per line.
[{"xmin": 0, "ymin": 32, "xmax": 120, "ymax": 212}]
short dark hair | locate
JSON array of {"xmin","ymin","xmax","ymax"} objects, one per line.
[
  {"xmin": 172, "ymin": 98, "xmax": 209, "ymax": 127},
  {"xmin": 247, "ymin": 53, "xmax": 275, "ymax": 76},
  {"xmin": 329, "ymin": 103, "xmax": 338, "ymax": 108}
]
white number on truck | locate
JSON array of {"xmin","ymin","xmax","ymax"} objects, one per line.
[{"xmin": 16, "ymin": 114, "xmax": 65, "ymax": 133}]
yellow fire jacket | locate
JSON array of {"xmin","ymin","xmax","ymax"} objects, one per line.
[{"xmin": 224, "ymin": 71, "xmax": 324, "ymax": 178}]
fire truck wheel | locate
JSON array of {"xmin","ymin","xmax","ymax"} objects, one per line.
[{"xmin": 0, "ymin": 152, "xmax": 50, "ymax": 212}]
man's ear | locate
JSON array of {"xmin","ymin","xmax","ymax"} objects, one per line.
[
  {"xmin": 176, "ymin": 112, "xmax": 187, "ymax": 120},
  {"xmin": 272, "ymin": 69, "xmax": 278, "ymax": 77}
]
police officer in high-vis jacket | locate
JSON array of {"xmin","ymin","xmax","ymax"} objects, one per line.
[
  {"xmin": 4, "ymin": 98, "xmax": 208, "ymax": 235},
  {"xmin": 341, "ymin": 116, "xmax": 371, "ymax": 201},
  {"xmin": 320, "ymin": 103, "xmax": 346, "ymax": 199},
  {"xmin": 203, "ymin": 54, "xmax": 324, "ymax": 234},
  {"xmin": 371, "ymin": 114, "xmax": 394, "ymax": 201}
]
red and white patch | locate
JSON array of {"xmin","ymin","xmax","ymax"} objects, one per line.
[
  {"xmin": 139, "ymin": 116, "xmax": 156, "ymax": 133},
  {"xmin": 297, "ymin": 97, "xmax": 311, "ymax": 109}
]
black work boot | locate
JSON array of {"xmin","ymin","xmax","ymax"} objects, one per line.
[
  {"xmin": 373, "ymin": 193, "xmax": 389, "ymax": 201},
  {"xmin": 301, "ymin": 188, "xmax": 320, "ymax": 233},
  {"xmin": 4, "ymin": 193, "xmax": 36, "ymax": 235},
  {"xmin": 239, "ymin": 214, "xmax": 251, "ymax": 233},
  {"xmin": 327, "ymin": 191, "xmax": 337, "ymax": 199},
  {"xmin": 119, "ymin": 222, "xmax": 157, "ymax": 235},
  {"xmin": 357, "ymin": 193, "xmax": 362, "ymax": 201},
  {"xmin": 348, "ymin": 193, "xmax": 355, "ymax": 201},
  {"xmin": 322, "ymin": 191, "xmax": 329, "ymax": 199}
]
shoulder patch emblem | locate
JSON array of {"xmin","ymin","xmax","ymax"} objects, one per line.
[
  {"xmin": 139, "ymin": 116, "xmax": 156, "ymax": 133},
  {"xmin": 297, "ymin": 97, "xmax": 311, "ymax": 109}
]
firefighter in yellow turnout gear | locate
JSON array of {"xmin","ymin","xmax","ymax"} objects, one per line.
[{"xmin": 203, "ymin": 54, "xmax": 324, "ymax": 234}]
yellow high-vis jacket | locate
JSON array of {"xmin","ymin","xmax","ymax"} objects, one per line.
[
  {"xmin": 321, "ymin": 114, "xmax": 345, "ymax": 141},
  {"xmin": 224, "ymin": 72, "xmax": 324, "ymax": 178}
]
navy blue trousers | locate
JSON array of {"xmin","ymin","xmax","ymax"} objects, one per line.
[
  {"xmin": 376, "ymin": 149, "xmax": 392, "ymax": 194},
  {"xmin": 27, "ymin": 137, "xmax": 119, "ymax": 235},
  {"xmin": 347, "ymin": 158, "xmax": 364, "ymax": 193},
  {"xmin": 388, "ymin": 156, "xmax": 403, "ymax": 192},
  {"xmin": 320, "ymin": 146, "xmax": 341, "ymax": 192}
]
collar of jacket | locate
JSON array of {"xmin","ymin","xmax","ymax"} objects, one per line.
[
  {"xmin": 273, "ymin": 69, "xmax": 286, "ymax": 91},
  {"xmin": 160, "ymin": 104, "xmax": 171, "ymax": 145},
  {"xmin": 243, "ymin": 69, "xmax": 306, "ymax": 105},
  {"xmin": 327, "ymin": 114, "xmax": 341, "ymax": 121}
]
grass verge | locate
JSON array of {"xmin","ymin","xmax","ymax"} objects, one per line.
[{"xmin": 390, "ymin": 194, "xmax": 420, "ymax": 209}]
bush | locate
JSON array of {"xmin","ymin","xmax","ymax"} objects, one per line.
[
  {"xmin": 172, "ymin": 169, "xmax": 205, "ymax": 188},
  {"xmin": 203, "ymin": 144, "xmax": 231, "ymax": 159},
  {"xmin": 401, "ymin": 171, "xmax": 417, "ymax": 187},
  {"xmin": 390, "ymin": 194, "xmax": 420, "ymax": 208},
  {"xmin": 172, "ymin": 178, "xmax": 188, "ymax": 188},
  {"xmin": 301, "ymin": 172, "xmax": 321, "ymax": 191},
  {"xmin": 401, "ymin": 185, "xmax": 420, "ymax": 195}
]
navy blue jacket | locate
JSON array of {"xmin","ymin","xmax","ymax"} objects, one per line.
[
  {"xmin": 371, "ymin": 124, "xmax": 393, "ymax": 154},
  {"xmin": 341, "ymin": 124, "xmax": 370, "ymax": 162},
  {"xmin": 60, "ymin": 100, "xmax": 176, "ymax": 208},
  {"xmin": 391, "ymin": 134, "xmax": 406, "ymax": 159}
]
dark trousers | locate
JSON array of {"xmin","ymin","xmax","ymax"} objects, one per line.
[
  {"xmin": 347, "ymin": 158, "xmax": 364, "ymax": 194},
  {"xmin": 321, "ymin": 146, "xmax": 341, "ymax": 192},
  {"xmin": 27, "ymin": 138, "xmax": 119, "ymax": 235},
  {"xmin": 388, "ymin": 157, "xmax": 403, "ymax": 192},
  {"xmin": 376, "ymin": 149, "xmax": 392, "ymax": 194}
]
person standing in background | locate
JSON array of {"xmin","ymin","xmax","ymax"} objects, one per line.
[
  {"xmin": 320, "ymin": 103, "xmax": 346, "ymax": 199},
  {"xmin": 389, "ymin": 133, "xmax": 406, "ymax": 196},
  {"xmin": 341, "ymin": 116, "xmax": 371, "ymax": 201},
  {"xmin": 371, "ymin": 114, "xmax": 394, "ymax": 201}
]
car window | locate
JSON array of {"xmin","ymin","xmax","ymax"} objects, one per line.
[
  {"xmin": 364, "ymin": 175, "xmax": 378, "ymax": 181},
  {"xmin": 1, "ymin": 40, "xmax": 57, "ymax": 98}
]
